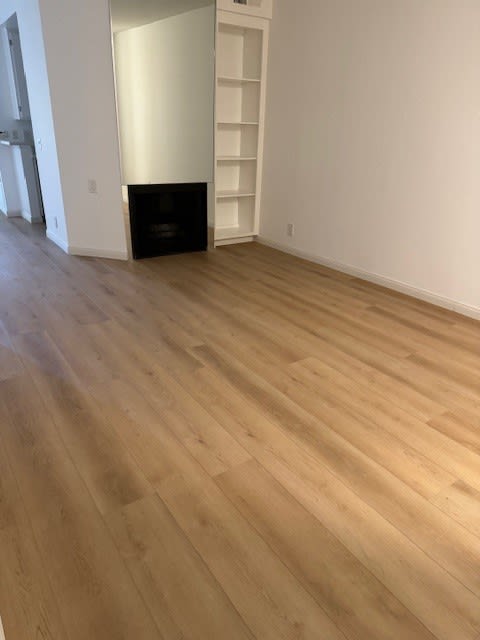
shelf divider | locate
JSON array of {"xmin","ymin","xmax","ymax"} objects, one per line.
[
  {"xmin": 217, "ymin": 156, "xmax": 257, "ymax": 162},
  {"xmin": 217, "ymin": 190, "xmax": 256, "ymax": 199},
  {"xmin": 217, "ymin": 121, "xmax": 259, "ymax": 126},
  {"xmin": 217, "ymin": 75, "xmax": 261, "ymax": 83}
]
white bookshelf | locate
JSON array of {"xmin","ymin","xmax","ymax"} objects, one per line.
[{"xmin": 213, "ymin": 9, "xmax": 270, "ymax": 246}]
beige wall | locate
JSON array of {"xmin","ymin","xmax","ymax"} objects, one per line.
[
  {"xmin": 114, "ymin": 5, "xmax": 215, "ymax": 186},
  {"xmin": 260, "ymin": 0, "xmax": 480, "ymax": 316}
]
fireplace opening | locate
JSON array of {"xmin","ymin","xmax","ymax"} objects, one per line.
[{"xmin": 128, "ymin": 183, "xmax": 208, "ymax": 259}]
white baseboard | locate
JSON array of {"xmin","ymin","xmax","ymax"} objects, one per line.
[
  {"xmin": 68, "ymin": 245, "xmax": 129, "ymax": 261},
  {"xmin": 215, "ymin": 236, "xmax": 254, "ymax": 247},
  {"xmin": 46, "ymin": 228, "xmax": 69, "ymax": 253},
  {"xmin": 4, "ymin": 209, "xmax": 22, "ymax": 219},
  {"xmin": 257, "ymin": 236, "xmax": 480, "ymax": 322},
  {"xmin": 46, "ymin": 229, "xmax": 128, "ymax": 261}
]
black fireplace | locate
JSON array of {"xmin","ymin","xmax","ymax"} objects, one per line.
[{"xmin": 128, "ymin": 183, "xmax": 208, "ymax": 259}]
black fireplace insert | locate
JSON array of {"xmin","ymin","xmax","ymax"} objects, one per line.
[{"xmin": 128, "ymin": 183, "xmax": 208, "ymax": 259}]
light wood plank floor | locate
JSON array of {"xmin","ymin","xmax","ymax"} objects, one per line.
[{"xmin": 1, "ymin": 216, "xmax": 480, "ymax": 640}]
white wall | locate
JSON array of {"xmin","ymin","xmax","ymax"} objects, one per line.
[
  {"xmin": 261, "ymin": 0, "xmax": 480, "ymax": 317},
  {"xmin": 39, "ymin": 0, "xmax": 127, "ymax": 258},
  {"xmin": 114, "ymin": 5, "xmax": 215, "ymax": 186}
]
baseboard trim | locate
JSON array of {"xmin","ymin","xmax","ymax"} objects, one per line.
[
  {"xmin": 46, "ymin": 228, "xmax": 69, "ymax": 254},
  {"xmin": 257, "ymin": 236, "xmax": 480, "ymax": 322},
  {"xmin": 46, "ymin": 229, "xmax": 129, "ymax": 261},
  {"xmin": 215, "ymin": 236, "xmax": 255, "ymax": 247},
  {"xmin": 68, "ymin": 245, "xmax": 129, "ymax": 261}
]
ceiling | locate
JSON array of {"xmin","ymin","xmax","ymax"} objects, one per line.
[{"xmin": 110, "ymin": 0, "xmax": 214, "ymax": 33}]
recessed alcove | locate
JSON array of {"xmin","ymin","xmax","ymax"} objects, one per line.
[{"xmin": 128, "ymin": 183, "xmax": 207, "ymax": 259}]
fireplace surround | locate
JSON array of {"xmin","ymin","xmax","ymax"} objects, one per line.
[{"xmin": 128, "ymin": 183, "xmax": 208, "ymax": 259}]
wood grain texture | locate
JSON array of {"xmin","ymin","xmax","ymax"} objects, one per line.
[
  {"xmin": 216, "ymin": 459, "xmax": 437, "ymax": 640},
  {"xmin": 1, "ymin": 217, "xmax": 480, "ymax": 639},
  {"xmin": 108, "ymin": 494, "xmax": 254, "ymax": 640}
]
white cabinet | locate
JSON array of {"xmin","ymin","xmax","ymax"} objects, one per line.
[{"xmin": 213, "ymin": 9, "xmax": 271, "ymax": 246}]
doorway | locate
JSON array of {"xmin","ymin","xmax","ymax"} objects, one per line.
[{"xmin": 0, "ymin": 14, "xmax": 45, "ymax": 227}]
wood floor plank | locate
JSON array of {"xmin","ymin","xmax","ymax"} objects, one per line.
[
  {"xmin": 11, "ymin": 330, "xmax": 154, "ymax": 515},
  {"xmin": 0, "ymin": 375, "xmax": 161, "ymax": 640},
  {"xmin": 266, "ymin": 359, "xmax": 455, "ymax": 499},
  {"xmin": 88, "ymin": 373, "xmax": 348, "ymax": 639},
  {"xmin": 217, "ymin": 459, "xmax": 437, "ymax": 640},
  {"xmin": 371, "ymin": 304, "xmax": 480, "ymax": 357},
  {"xmin": 74, "ymin": 323, "xmax": 253, "ymax": 480},
  {"xmin": 153, "ymin": 437, "xmax": 348, "ymax": 640},
  {"xmin": 2, "ymin": 217, "xmax": 480, "ymax": 639},
  {"xmin": 429, "ymin": 410, "xmax": 480, "ymax": 454},
  {"xmin": 189, "ymin": 342, "xmax": 480, "ymax": 600},
  {"xmin": 293, "ymin": 358, "xmax": 480, "ymax": 492},
  {"xmin": 108, "ymin": 494, "xmax": 255, "ymax": 640},
  {"xmin": 0, "ymin": 319, "xmax": 24, "ymax": 381},
  {"xmin": 430, "ymin": 480, "xmax": 480, "ymax": 539},
  {"xmin": 0, "ymin": 412, "xmax": 68, "ymax": 640},
  {"xmin": 236, "ymin": 304, "xmax": 446, "ymax": 421},
  {"xmin": 91, "ymin": 362, "xmax": 253, "ymax": 481},
  {"xmin": 201, "ymin": 331, "xmax": 454, "ymax": 499},
  {"xmin": 176, "ymin": 366, "xmax": 480, "ymax": 640}
]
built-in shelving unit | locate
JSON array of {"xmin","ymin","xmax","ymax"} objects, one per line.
[{"xmin": 213, "ymin": 6, "xmax": 271, "ymax": 246}]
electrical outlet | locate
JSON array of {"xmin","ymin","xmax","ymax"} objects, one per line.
[
  {"xmin": 54, "ymin": 216, "xmax": 58, "ymax": 229},
  {"xmin": 88, "ymin": 179, "xmax": 98, "ymax": 194},
  {"xmin": 287, "ymin": 223, "xmax": 295, "ymax": 237}
]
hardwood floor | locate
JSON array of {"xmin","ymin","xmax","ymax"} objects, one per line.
[{"xmin": 1, "ymin": 216, "xmax": 480, "ymax": 640}]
